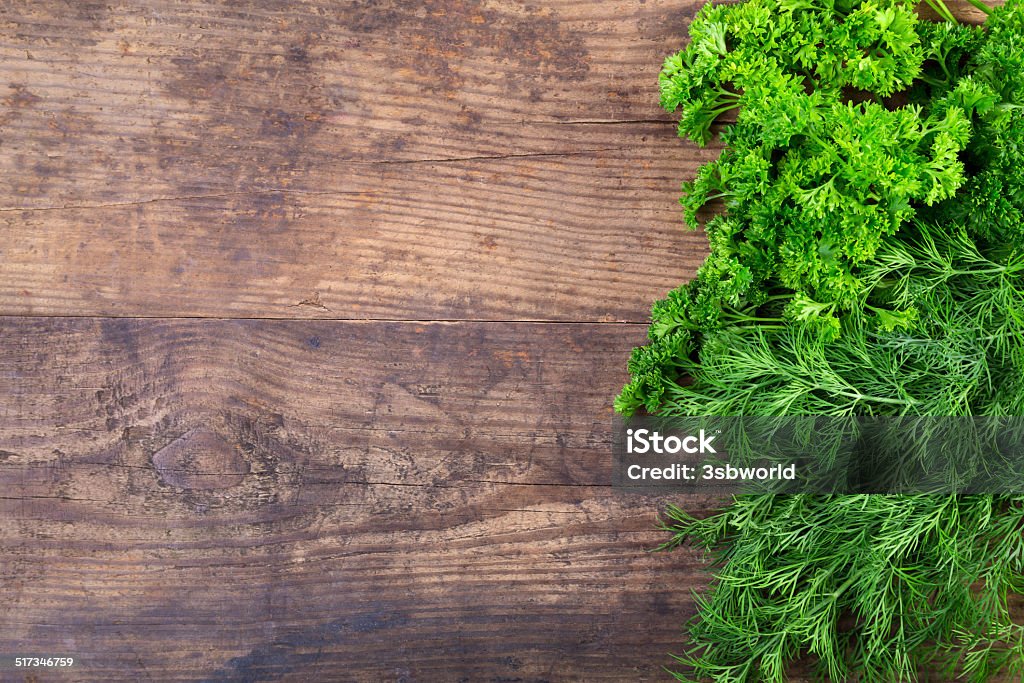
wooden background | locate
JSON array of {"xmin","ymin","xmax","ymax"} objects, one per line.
[
  {"xmin": 0, "ymin": 0, "xmax": 994, "ymax": 681},
  {"xmin": 0, "ymin": 1, "xmax": 712, "ymax": 680}
]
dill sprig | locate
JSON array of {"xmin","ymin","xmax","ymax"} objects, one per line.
[{"xmin": 660, "ymin": 495, "xmax": 1024, "ymax": 682}]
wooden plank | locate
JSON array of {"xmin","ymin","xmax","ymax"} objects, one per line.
[
  {"xmin": 0, "ymin": 0, "xmax": 713, "ymax": 320},
  {"xmin": 0, "ymin": 147, "xmax": 709, "ymax": 321},
  {"xmin": 0, "ymin": 316, "xmax": 719, "ymax": 681}
]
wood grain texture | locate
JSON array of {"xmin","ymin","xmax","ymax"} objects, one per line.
[
  {"xmin": 0, "ymin": 317, "xmax": 723, "ymax": 681},
  {"xmin": 0, "ymin": 0, "xmax": 717, "ymax": 321}
]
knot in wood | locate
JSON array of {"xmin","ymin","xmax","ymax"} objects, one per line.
[{"xmin": 152, "ymin": 428, "xmax": 250, "ymax": 490}]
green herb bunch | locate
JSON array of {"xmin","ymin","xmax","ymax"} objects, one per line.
[{"xmin": 618, "ymin": 0, "xmax": 1024, "ymax": 679}]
